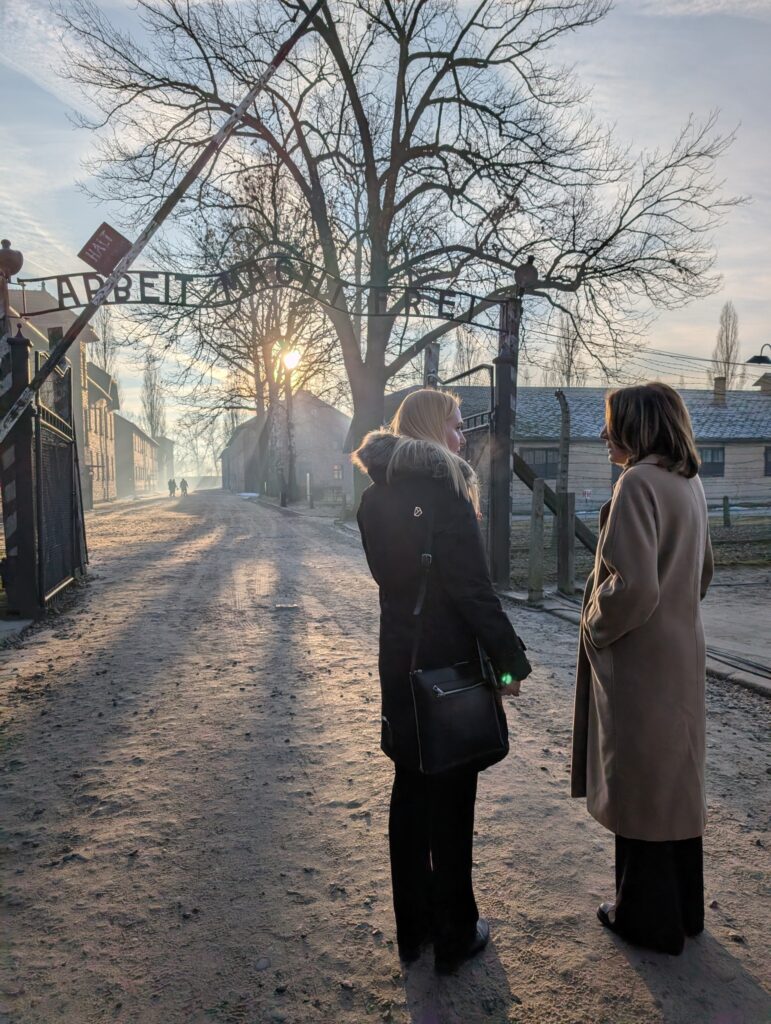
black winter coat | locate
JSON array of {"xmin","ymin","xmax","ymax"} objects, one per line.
[{"xmin": 355, "ymin": 430, "xmax": 527, "ymax": 770}]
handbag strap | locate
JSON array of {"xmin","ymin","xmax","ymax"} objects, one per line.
[
  {"xmin": 409, "ymin": 502, "xmax": 494, "ymax": 684},
  {"xmin": 410, "ymin": 504, "xmax": 435, "ymax": 674}
]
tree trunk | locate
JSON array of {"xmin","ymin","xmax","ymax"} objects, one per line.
[{"xmin": 344, "ymin": 369, "xmax": 387, "ymax": 512}]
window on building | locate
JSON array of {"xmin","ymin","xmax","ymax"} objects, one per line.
[
  {"xmin": 698, "ymin": 447, "xmax": 725, "ymax": 478},
  {"xmin": 333, "ymin": 464, "xmax": 343, "ymax": 481},
  {"xmin": 520, "ymin": 447, "xmax": 560, "ymax": 479},
  {"xmin": 765, "ymin": 447, "xmax": 771, "ymax": 477}
]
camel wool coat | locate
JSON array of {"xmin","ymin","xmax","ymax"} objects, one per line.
[{"xmin": 571, "ymin": 455, "xmax": 714, "ymax": 842}]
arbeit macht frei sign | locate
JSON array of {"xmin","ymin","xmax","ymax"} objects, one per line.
[{"xmin": 15, "ymin": 254, "xmax": 501, "ymax": 327}]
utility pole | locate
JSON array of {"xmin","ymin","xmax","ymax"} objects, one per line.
[
  {"xmin": 285, "ymin": 363, "xmax": 297, "ymax": 502},
  {"xmin": 423, "ymin": 342, "xmax": 441, "ymax": 387}
]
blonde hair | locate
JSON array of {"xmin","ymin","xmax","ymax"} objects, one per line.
[
  {"xmin": 390, "ymin": 389, "xmax": 480, "ymax": 512},
  {"xmin": 605, "ymin": 382, "xmax": 700, "ymax": 479}
]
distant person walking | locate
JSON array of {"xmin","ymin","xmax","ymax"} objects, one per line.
[
  {"xmin": 168, "ymin": 478, "xmax": 177, "ymax": 498},
  {"xmin": 572, "ymin": 383, "xmax": 714, "ymax": 956},
  {"xmin": 179, "ymin": 478, "xmax": 189, "ymax": 497},
  {"xmin": 353, "ymin": 389, "xmax": 529, "ymax": 974}
]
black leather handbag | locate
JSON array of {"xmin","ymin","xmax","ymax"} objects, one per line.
[{"xmin": 408, "ymin": 507, "xmax": 521, "ymax": 775}]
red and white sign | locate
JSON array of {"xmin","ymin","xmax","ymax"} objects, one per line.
[{"xmin": 77, "ymin": 223, "xmax": 133, "ymax": 276}]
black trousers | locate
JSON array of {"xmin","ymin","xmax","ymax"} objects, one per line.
[
  {"xmin": 388, "ymin": 765, "xmax": 479, "ymax": 959},
  {"xmin": 613, "ymin": 834, "xmax": 704, "ymax": 955}
]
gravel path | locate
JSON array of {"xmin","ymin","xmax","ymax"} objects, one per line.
[{"xmin": 1, "ymin": 490, "xmax": 768, "ymax": 1024}]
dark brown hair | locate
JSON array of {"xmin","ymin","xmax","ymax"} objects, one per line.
[{"xmin": 605, "ymin": 382, "xmax": 700, "ymax": 479}]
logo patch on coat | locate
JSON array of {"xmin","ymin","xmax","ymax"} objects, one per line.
[{"xmin": 413, "ymin": 506, "xmax": 423, "ymax": 517}]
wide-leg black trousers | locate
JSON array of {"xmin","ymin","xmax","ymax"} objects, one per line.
[
  {"xmin": 388, "ymin": 765, "xmax": 479, "ymax": 959},
  {"xmin": 612, "ymin": 834, "xmax": 704, "ymax": 955}
]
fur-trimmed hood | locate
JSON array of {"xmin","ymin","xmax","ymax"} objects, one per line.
[{"xmin": 352, "ymin": 429, "xmax": 476, "ymax": 488}]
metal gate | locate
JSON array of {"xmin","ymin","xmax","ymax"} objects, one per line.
[
  {"xmin": 34, "ymin": 351, "xmax": 88, "ymax": 602},
  {"xmin": 0, "ymin": 333, "xmax": 87, "ymax": 618}
]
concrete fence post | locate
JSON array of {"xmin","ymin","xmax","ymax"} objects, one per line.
[
  {"xmin": 527, "ymin": 477, "xmax": 545, "ymax": 605},
  {"xmin": 557, "ymin": 491, "xmax": 576, "ymax": 597}
]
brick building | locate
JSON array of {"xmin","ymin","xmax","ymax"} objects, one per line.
[
  {"xmin": 220, "ymin": 391, "xmax": 353, "ymax": 500},
  {"xmin": 84, "ymin": 362, "xmax": 119, "ymax": 504},
  {"xmin": 114, "ymin": 414, "xmax": 160, "ymax": 497}
]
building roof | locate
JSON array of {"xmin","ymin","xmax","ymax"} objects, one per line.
[
  {"xmin": 87, "ymin": 361, "xmax": 120, "ymax": 409},
  {"xmin": 113, "ymin": 412, "xmax": 159, "ymax": 448},
  {"xmin": 220, "ymin": 413, "xmax": 268, "ymax": 455},
  {"xmin": 220, "ymin": 391, "xmax": 351, "ymax": 455},
  {"xmin": 385, "ymin": 385, "xmax": 771, "ymax": 443},
  {"xmin": 8, "ymin": 285, "xmax": 100, "ymax": 347}
]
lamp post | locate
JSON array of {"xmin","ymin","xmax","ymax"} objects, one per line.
[
  {"xmin": 746, "ymin": 343, "xmax": 771, "ymax": 365},
  {"xmin": 281, "ymin": 347, "xmax": 301, "ymax": 506}
]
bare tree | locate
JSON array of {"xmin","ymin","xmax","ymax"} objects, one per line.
[
  {"xmin": 141, "ymin": 352, "xmax": 167, "ymax": 439},
  {"xmin": 708, "ymin": 300, "xmax": 744, "ymax": 390},
  {"xmin": 91, "ymin": 305, "xmax": 123, "ymax": 401},
  {"xmin": 544, "ymin": 314, "xmax": 588, "ymax": 388},
  {"xmin": 127, "ymin": 163, "xmax": 345, "ymax": 423},
  {"xmin": 60, "ymin": 0, "xmax": 738, "ymax": 457},
  {"xmin": 451, "ymin": 326, "xmax": 495, "ymax": 378}
]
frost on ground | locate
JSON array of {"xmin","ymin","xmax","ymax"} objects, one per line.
[{"xmin": 0, "ymin": 491, "xmax": 769, "ymax": 1024}]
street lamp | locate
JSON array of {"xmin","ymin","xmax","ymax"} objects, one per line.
[
  {"xmin": 279, "ymin": 345, "xmax": 301, "ymax": 506},
  {"xmin": 746, "ymin": 343, "xmax": 771, "ymax": 365}
]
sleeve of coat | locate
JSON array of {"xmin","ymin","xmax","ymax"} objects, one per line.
[
  {"xmin": 583, "ymin": 470, "xmax": 660, "ymax": 649},
  {"xmin": 433, "ymin": 494, "xmax": 526, "ymax": 690}
]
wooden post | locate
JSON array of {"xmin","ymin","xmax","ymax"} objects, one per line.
[
  {"xmin": 557, "ymin": 491, "xmax": 576, "ymax": 596},
  {"xmin": 306, "ymin": 471, "xmax": 314, "ymax": 509},
  {"xmin": 528, "ymin": 478, "xmax": 545, "ymax": 605},
  {"xmin": 552, "ymin": 390, "xmax": 570, "ymax": 555},
  {"xmin": 722, "ymin": 495, "xmax": 731, "ymax": 528},
  {"xmin": 490, "ymin": 297, "xmax": 521, "ymax": 587}
]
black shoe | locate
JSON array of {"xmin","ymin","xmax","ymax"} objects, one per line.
[
  {"xmin": 434, "ymin": 919, "xmax": 490, "ymax": 975},
  {"xmin": 597, "ymin": 902, "xmax": 684, "ymax": 956},
  {"xmin": 597, "ymin": 901, "xmax": 617, "ymax": 930}
]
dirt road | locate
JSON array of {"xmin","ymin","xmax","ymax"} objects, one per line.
[{"xmin": 1, "ymin": 491, "xmax": 769, "ymax": 1024}]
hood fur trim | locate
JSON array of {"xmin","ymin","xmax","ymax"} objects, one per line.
[{"xmin": 351, "ymin": 429, "xmax": 476, "ymax": 486}]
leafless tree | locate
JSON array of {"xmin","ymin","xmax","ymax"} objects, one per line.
[
  {"xmin": 126, "ymin": 163, "xmax": 345, "ymax": 423},
  {"xmin": 544, "ymin": 313, "xmax": 588, "ymax": 388},
  {"xmin": 141, "ymin": 352, "xmax": 167, "ymax": 439},
  {"xmin": 708, "ymin": 300, "xmax": 744, "ymax": 390},
  {"xmin": 91, "ymin": 305, "xmax": 123, "ymax": 401},
  {"xmin": 59, "ymin": 0, "xmax": 738, "ymax": 457}
]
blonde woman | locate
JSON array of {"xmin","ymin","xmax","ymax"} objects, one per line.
[
  {"xmin": 353, "ymin": 389, "xmax": 528, "ymax": 974},
  {"xmin": 572, "ymin": 382, "xmax": 714, "ymax": 956}
]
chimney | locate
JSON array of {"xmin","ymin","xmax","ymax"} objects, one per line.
[{"xmin": 713, "ymin": 375, "xmax": 726, "ymax": 405}]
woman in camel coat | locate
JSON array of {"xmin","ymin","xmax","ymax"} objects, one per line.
[{"xmin": 571, "ymin": 382, "xmax": 713, "ymax": 956}]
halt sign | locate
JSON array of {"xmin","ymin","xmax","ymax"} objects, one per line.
[{"xmin": 77, "ymin": 222, "xmax": 133, "ymax": 275}]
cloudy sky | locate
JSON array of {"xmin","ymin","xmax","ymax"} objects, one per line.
[{"xmin": 0, "ymin": 0, "xmax": 769, "ymax": 417}]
